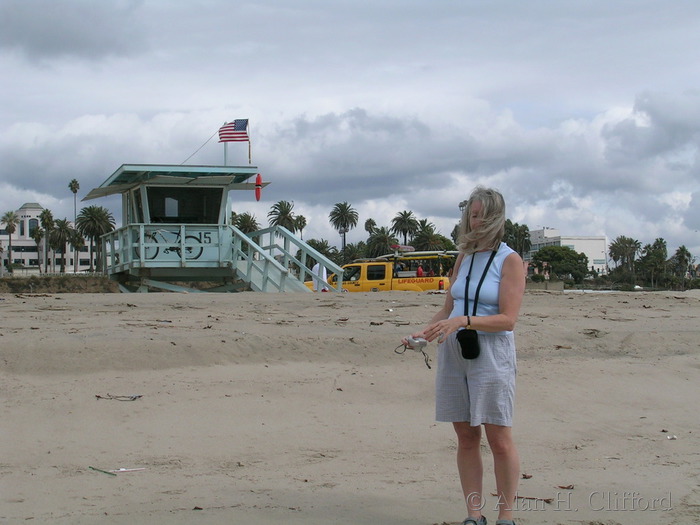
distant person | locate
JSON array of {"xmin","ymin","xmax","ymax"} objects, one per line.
[
  {"xmin": 403, "ymin": 186, "xmax": 525, "ymax": 525},
  {"xmin": 416, "ymin": 265, "xmax": 424, "ymax": 277},
  {"xmin": 312, "ymin": 262, "xmax": 328, "ymax": 292}
]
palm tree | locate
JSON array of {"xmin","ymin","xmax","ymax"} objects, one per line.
[
  {"xmin": 300, "ymin": 238, "xmax": 340, "ymax": 268},
  {"xmin": 504, "ymin": 220, "xmax": 532, "ymax": 257},
  {"xmin": 329, "ymin": 201, "xmax": 359, "ymax": 251},
  {"xmin": 609, "ymin": 235, "xmax": 641, "ymax": 273},
  {"xmin": 367, "ymin": 226, "xmax": 398, "ymax": 258},
  {"xmin": 235, "ymin": 212, "xmax": 260, "ymax": 234},
  {"xmin": 670, "ymin": 245, "xmax": 693, "ymax": 290},
  {"xmin": 39, "ymin": 209, "xmax": 54, "ymax": 273},
  {"xmin": 68, "ymin": 179, "xmax": 80, "ymax": 269},
  {"xmin": 515, "ymin": 224, "xmax": 531, "ymax": 257},
  {"xmin": 638, "ymin": 238, "xmax": 667, "ymax": 288},
  {"xmin": 50, "ymin": 219, "xmax": 72, "ymax": 273},
  {"xmin": 68, "ymin": 229, "xmax": 85, "ymax": 273},
  {"xmin": 230, "ymin": 211, "xmax": 260, "ymax": 254},
  {"xmin": 268, "ymin": 200, "xmax": 296, "ymax": 232},
  {"xmin": 364, "ymin": 218, "xmax": 377, "ymax": 236},
  {"xmin": 31, "ymin": 226, "xmax": 45, "ymax": 273},
  {"xmin": 391, "ymin": 210, "xmax": 419, "ymax": 245},
  {"xmin": 451, "ymin": 223, "xmax": 461, "ymax": 244},
  {"xmin": 76, "ymin": 205, "xmax": 115, "ymax": 272},
  {"xmin": 343, "ymin": 241, "xmax": 367, "ymax": 264},
  {"xmin": 68, "ymin": 179, "xmax": 80, "ymax": 222},
  {"xmin": 294, "ymin": 215, "xmax": 307, "ymax": 239},
  {"xmin": 413, "ymin": 220, "xmax": 450, "ymax": 251},
  {"xmin": 305, "ymin": 238, "xmax": 337, "ymax": 260},
  {"xmin": 1, "ymin": 211, "xmax": 19, "ymax": 272}
]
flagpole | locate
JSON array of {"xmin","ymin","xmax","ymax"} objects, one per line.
[
  {"xmin": 247, "ymin": 121, "xmax": 252, "ymax": 164},
  {"xmin": 222, "ymin": 122, "xmax": 228, "ymax": 166}
]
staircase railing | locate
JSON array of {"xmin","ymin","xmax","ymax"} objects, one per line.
[{"xmin": 242, "ymin": 225, "xmax": 344, "ymax": 292}]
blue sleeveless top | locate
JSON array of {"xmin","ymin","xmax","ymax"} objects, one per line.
[{"xmin": 448, "ymin": 242, "xmax": 515, "ymax": 335}]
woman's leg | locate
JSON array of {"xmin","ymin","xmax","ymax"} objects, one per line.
[
  {"xmin": 453, "ymin": 422, "xmax": 484, "ymax": 517},
  {"xmin": 484, "ymin": 424, "xmax": 520, "ymax": 521}
]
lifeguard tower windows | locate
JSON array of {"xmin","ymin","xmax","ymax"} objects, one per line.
[{"xmin": 146, "ymin": 186, "xmax": 223, "ymax": 224}]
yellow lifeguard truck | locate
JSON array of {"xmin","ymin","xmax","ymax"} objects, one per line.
[{"xmin": 308, "ymin": 249, "xmax": 456, "ymax": 292}]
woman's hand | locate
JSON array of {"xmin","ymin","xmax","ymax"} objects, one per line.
[
  {"xmin": 423, "ymin": 316, "xmax": 464, "ymax": 343},
  {"xmin": 404, "ymin": 288, "xmax": 455, "ymax": 346},
  {"xmin": 400, "ymin": 332, "xmax": 426, "ymax": 347}
]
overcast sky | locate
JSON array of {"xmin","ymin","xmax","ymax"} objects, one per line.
[{"xmin": 2, "ymin": 0, "xmax": 700, "ymax": 258}]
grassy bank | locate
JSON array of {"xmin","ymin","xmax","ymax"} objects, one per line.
[{"xmin": 0, "ymin": 275, "xmax": 119, "ymax": 293}]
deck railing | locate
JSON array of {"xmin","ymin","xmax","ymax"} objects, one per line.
[{"xmin": 101, "ymin": 224, "xmax": 343, "ymax": 292}]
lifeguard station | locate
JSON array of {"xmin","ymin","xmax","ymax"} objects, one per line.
[{"xmin": 83, "ymin": 164, "xmax": 342, "ymax": 293}]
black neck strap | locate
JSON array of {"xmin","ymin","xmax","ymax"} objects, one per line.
[{"xmin": 464, "ymin": 249, "xmax": 498, "ymax": 317}]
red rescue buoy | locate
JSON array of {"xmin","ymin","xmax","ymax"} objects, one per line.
[{"xmin": 255, "ymin": 173, "xmax": 262, "ymax": 201}]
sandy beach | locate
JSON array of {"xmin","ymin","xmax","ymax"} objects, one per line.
[{"xmin": 1, "ymin": 289, "xmax": 699, "ymax": 524}]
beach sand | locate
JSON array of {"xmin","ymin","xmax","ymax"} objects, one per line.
[{"xmin": 1, "ymin": 289, "xmax": 699, "ymax": 524}]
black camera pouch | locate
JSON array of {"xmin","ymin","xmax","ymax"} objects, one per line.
[{"xmin": 457, "ymin": 328, "xmax": 480, "ymax": 360}]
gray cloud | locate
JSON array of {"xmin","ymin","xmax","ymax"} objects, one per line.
[
  {"xmin": 0, "ymin": 0, "xmax": 146, "ymax": 61},
  {"xmin": 684, "ymin": 191, "xmax": 700, "ymax": 232},
  {"xmin": 603, "ymin": 91, "xmax": 700, "ymax": 166}
]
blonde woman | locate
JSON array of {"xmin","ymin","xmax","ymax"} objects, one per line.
[{"xmin": 405, "ymin": 187, "xmax": 525, "ymax": 525}]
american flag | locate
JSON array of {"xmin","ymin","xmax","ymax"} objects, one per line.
[{"xmin": 218, "ymin": 119, "xmax": 249, "ymax": 142}]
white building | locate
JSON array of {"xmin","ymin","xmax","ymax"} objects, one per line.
[
  {"xmin": 0, "ymin": 202, "xmax": 95, "ymax": 273},
  {"xmin": 526, "ymin": 227, "xmax": 609, "ymax": 276}
]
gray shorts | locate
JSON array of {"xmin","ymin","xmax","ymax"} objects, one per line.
[{"xmin": 435, "ymin": 331, "xmax": 517, "ymax": 427}]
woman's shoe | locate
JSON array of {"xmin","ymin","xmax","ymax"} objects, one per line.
[
  {"xmin": 495, "ymin": 520, "xmax": 516, "ymax": 525},
  {"xmin": 462, "ymin": 517, "xmax": 487, "ymax": 525}
]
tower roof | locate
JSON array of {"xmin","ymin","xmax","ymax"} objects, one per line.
[{"xmin": 83, "ymin": 164, "xmax": 263, "ymax": 201}]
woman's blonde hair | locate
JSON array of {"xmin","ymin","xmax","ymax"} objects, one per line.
[{"xmin": 457, "ymin": 186, "xmax": 506, "ymax": 254}]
